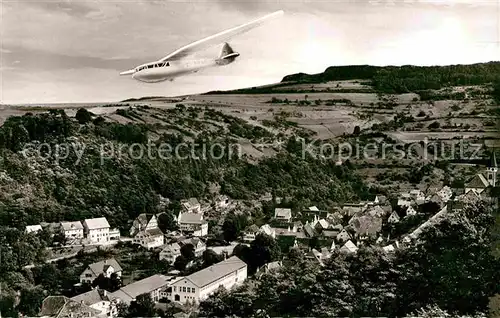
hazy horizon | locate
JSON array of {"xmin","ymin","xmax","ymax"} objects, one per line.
[{"xmin": 2, "ymin": 0, "xmax": 500, "ymax": 104}]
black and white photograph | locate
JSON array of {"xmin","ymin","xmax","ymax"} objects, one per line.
[{"xmin": 1, "ymin": 0, "xmax": 499, "ymax": 317}]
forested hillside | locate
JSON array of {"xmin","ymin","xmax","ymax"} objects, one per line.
[{"xmin": 0, "ymin": 109, "xmax": 370, "ymax": 271}]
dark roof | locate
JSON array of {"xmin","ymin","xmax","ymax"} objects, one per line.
[
  {"xmin": 489, "ymin": 152, "xmax": 497, "ymax": 168},
  {"xmin": 87, "ymin": 258, "xmax": 122, "ymax": 276},
  {"xmin": 466, "ymin": 174, "xmax": 489, "ymax": 189},
  {"xmin": 40, "ymin": 296, "xmax": 101, "ymax": 318},
  {"xmin": 70, "ymin": 289, "xmax": 109, "ymax": 306}
]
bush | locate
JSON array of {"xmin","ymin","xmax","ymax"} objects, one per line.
[{"xmin": 428, "ymin": 121, "xmax": 441, "ymax": 129}]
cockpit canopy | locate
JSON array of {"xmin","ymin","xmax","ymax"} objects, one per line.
[{"xmin": 136, "ymin": 61, "xmax": 170, "ymax": 72}]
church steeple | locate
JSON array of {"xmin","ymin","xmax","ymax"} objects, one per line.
[{"xmin": 486, "ymin": 151, "xmax": 498, "ymax": 187}]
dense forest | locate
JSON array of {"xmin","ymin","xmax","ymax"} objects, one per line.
[{"xmin": 205, "ymin": 62, "xmax": 500, "ymax": 96}]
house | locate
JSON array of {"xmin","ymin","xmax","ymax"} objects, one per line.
[
  {"xmin": 39, "ymin": 296, "xmax": 102, "ymax": 318},
  {"xmin": 110, "ymin": 274, "xmax": 174, "ymax": 305},
  {"xmin": 242, "ymin": 224, "xmax": 260, "ymax": 242},
  {"xmin": 388, "ymin": 211, "xmax": 400, "ymax": 223},
  {"xmin": 25, "ymin": 224, "xmax": 42, "ymax": 234},
  {"xmin": 382, "ymin": 244, "xmax": 395, "ymax": 253},
  {"xmin": 340, "ymin": 240, "xmax": 358, "ymax": 253},
  {"xmin": 109, "ymin": 228, "xmax": 120, "ymax": 240},
  {"xmin": 259, "ymin": 224, "xmax": 276, "ymax": 238},
  {"xmin": 303, "ymin": 222, "xmax": 318, "ymax": 238},
  {"xmin": 159, "ymin": 243, "xmax": 182, "ymax": 264},
  {"xmin": 374, "ymin": 195, "xmax": 387, "ymax": 205},
  {"xmin": 215, "ymin": 195, "xmax": 230, "ymax": 209},
  {"xmin": 80, "ymin": 258, "xmax": 122, "ymax": 284},
  {"xmin": 169, "ymin": 256, "xmax": 247, "ymax": 304},
  {"xmin": 437, "ymin": 186, "xmax": 453, "ymax": 203},
  {"xmin": 404, "ymin": 205, "xmax": 418, "ymax": 216},
  {"xmin": 177, "ymin": 212, "xmax": 208, "ymax": 237},
  {"xmin": 308, "ymin": 206, "xmax": 319, "ymax": 212},
  {"xmin": 314, "ymin": 219, "xmax": 330, "ymax": 231},
  {"xmin": 465, "ymin": 152, "xmax": 497, "ymax": 194},
  {"xmin": 181, "ymin": 198, "xmax": 201, "ymax": 213},
  {"xmin": 130, "ymin": 214, "xmax": 159, "ymax": 237},
  {"xmin": 255, "ymin": 261, "xmax": 282, "ymax": 279},
  {"xmin": 70, "ymin": 288, "xmax": 117, "ymax": 318},
  {"xmin": 60, "ymin": 221, "xmax": 84, "ymax": 240},
  {"xmin": 181, "ymin": 238, "xmax": 206, "ymax": 257},
  {"xmin": 397, "ymin": 198, "xmax": 412, "ymax": 207},
  {"xmin": 274, "ymin": 208, "xmax": 292, "ymax": 223},
  {"xmin": 83, "ymin": 217, "xmax": 110, "ymax": 244},
  {"xmin": 336, "ymin": 229, "xmax": 351, "ymax": 243},
  {"xmin": 350, "ymin": 215, "xmax": 382, "ymax": 239},
  {"xmin": 309, "ymin": 248, "xmax": 331, "ymax": 266},
  {"xmin": 133, "ymin": 228, "xmax": 164, "ymax": 249}
]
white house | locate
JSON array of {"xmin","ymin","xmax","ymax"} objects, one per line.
[
  {"xmin": 83, "ymin": 217, "xmax": 110, "ymax": 244},
  {"xmin": 177, "ymin": 212, "xmax": 208, "ymax": 237},
  {"xmin": 259, "ymin": 224, "xmax": 276, "ymax": 239},
  {"xmin": 340, "ymin": 240, "xmax": 358, "ymax": 253},
  {"xmin": 133, "ymin": 228, "xmax": 164, "ymax": 249},
  {"xmin": 70, "ymin": 288, "xmax": 117, "ymax": 317},
  {"xmin": 242, "ymin": 224, "xmax": 260, "ymax": 242},
  {"xmin": 25, "ymin": 224, "xmax": 42, "ymax": 234},
  {"xmin": 159, "ymin": 243, "xmax": 182, "ymax": 264},
  {"xmin": 60, "ymin": 221, "xmax": 84, "ymax": 240},
  {"xmin": 388, "ymin": 211, "xmax": 400, "ymax": 223},
  {"xmin": 215, "ymin": 195, "xmax": 230, "ymax": 209},
  {"xmin": 405, "ymin": 205, "xmax": 417, "ymax": 216},
  {"xmin": 80, "ymin": 258, "xmax": 122, "ymax": 284},
  {"xmin": 274, "ymin": 208, "xmax": 292, "ymax": 223},
  {"xmin": 169, "ymin": 256, "xmax": 247, "ymax": 304}
]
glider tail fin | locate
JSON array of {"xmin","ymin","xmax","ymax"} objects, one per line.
[{"xmin": 216, "ymin": 43, "xmax": 240, "ymax": 65}]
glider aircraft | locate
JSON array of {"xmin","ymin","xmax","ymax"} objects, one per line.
[{"xmin": 120, "ymin": 10, "xmax": 284, "ymax": 83}]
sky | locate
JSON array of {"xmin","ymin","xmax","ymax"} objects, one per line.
[{"xmin": 1, "ymin": 0, "xmax": 499, "ymax": 104}]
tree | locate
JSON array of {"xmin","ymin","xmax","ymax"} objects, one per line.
[
  {"xmin": 157, "ymin": 212, "xmax": 178, "ymax": 233},
  {"xmin": 127, "ymin": 293, "xmax": 157, "ymax": 318},
  {"xmin": 248, "ymin": 233, "xmax": 281, "ymax": 273},
  {"xmin": 202, "ymin": 249, "xmax": 223, "ymax": 267},
  {"xmin": 222, "ymin": 213, "xmax": 247, "ymax": 242},
  {"xmin": 17, "ymin": 287, "xmax": 45, "ymax": 317},
  {"xmin": 75, "ymin": 108, "xmax": 92, "ymax": 124},
  {"xmin": 174, "ymin": 255, "xmax": 189, "ymax": 271},
  {"xmin": 180, "ymin": 243, "xmax": 195, "ymax": 261}
]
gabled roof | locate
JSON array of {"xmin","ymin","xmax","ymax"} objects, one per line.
[
  {"xmin": 351, "ymin": 215, "xmax": 382, "ymax": 237},
  {"xmin": 260, "ymin": 224, "xmax": 275, "ymax": 236},
  {"xmin": 274, "ymin": 208, "xmax": 292, "ymax": 219},
  {"xmin": 134, "ymin": 213, "xmax": 156, "ymax": 227},
  {"xmin": 60, "ymin": 221, "xmax": 83, "ymax": 231},
  {"xmin": 40, "ymin": 295, "xmax": 101, "ymax": 318},
  {"xmin": 145, "ymin": 228, "xmax": 163, "ymax": 237},
  {"xmin": 466, "ymin": 174, "xmax": 489, "ymax": 189},
  {"xmin": 86, "ymin": 258, "xmax": 122, "ymax": 276},
  {"xmin": 244, "ymin": 224, "xmax": 260, "ymax": 233},
  {"xmin": 161, "ymin": 242, "xmax": 181, "ymax": 254},
  {"xmin": 178, "ymin": 213, "xmax": 203, "ymax": 224},
  {"xmin": 70, "ymin": 288, "xmax": 109, "ymax": 306},
  {"xmin": 111, "ymin": 274, "xmax": 172, "ymax": 303},
  {"xmin": 83, "ymin": 217, "xmax": 110, "ymax": 230},
  {"xmin": 303, "ymin": 223, "xmax": 317, "ymax": 237},
  {"xmin": 340, "ymin": 240, "xmax": 358, "ymax": 253},
  {"xmin": 183, "ymin": 256, "xmax": 246, "ymax": 288}
]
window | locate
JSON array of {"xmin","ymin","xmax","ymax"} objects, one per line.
[
  {"xmin": 187, "ymin": 287, "xmax": 190, "ymax": 293},
  {"xmin": 192, "ymin": 288, "xmax": 195, "ymax": 293},
  {"xmin": 182, "ymin": 287, "xmax": 186, "ymax": 292}
]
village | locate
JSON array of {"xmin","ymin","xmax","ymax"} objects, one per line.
[{"xmin": 29, "ymin": 153, "xmax": 498, "ymax": 318}]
